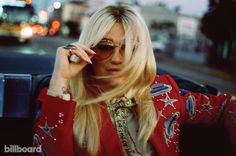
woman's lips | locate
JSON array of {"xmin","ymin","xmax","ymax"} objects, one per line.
[{"xmin": 106, "ymin": 68, "xmax": 120, "ymax": 74}]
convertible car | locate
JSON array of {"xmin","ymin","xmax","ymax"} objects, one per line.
[{"xmin": 0, "ymin": 52, "xmax": 235, "ymax": 156}]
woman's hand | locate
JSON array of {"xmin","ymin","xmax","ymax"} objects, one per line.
[{"xmin": 49, "ymin": 43, "xmax": 96, "ymax": 94}]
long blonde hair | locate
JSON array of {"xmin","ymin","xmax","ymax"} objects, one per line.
[{"xmin": 70, "ymin": 5, "xmax": 158, "ymax": 155}]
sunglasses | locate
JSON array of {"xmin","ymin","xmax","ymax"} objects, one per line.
[{"xmin": 93, "ymin": 40, "xmax": 125, "ymax": 59}]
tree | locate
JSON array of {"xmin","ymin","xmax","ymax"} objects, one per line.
[{"xmin": 200, "ymin": 0, "xmax": 236, "ymax": 69}]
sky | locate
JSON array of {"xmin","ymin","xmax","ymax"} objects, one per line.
[{"xmin": 139, "ymin": 0, "xmax": 209, "ymax": 17}]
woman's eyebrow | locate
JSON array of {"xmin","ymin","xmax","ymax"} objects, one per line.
[{"xmin": 101, "ymin": 38, "xmax": 114, "ymax": 42}]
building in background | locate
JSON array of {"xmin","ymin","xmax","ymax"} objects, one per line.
[
  {"xmin": 140, "ymin": 3, "xmax": 178, "ymax": 54},
  {"xmin": 60, "ymin": 1, "xmax": 88, "ymax": 37},
  {"xmin": 177, "ymin": 14, "xmax": 199, "ymax": 52},
  {"xmin": 140, "ymin": 2, "xmax": 207, "ymax": 61}
]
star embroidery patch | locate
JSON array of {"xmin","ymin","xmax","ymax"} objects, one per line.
[
  {"xmin": 38, "ymin": 117, "xmax": 57, "ymax": 141},
  {"xmin": 160, "ymin": 93, "xmax": 178, "ymax": 109},
  {"xmin": 202, "ymin": 103, "xmax": 213, "ymax": 114},
  {"xmin": 158, "ymin": 109, "xmax": 166, "ymax": 119}
]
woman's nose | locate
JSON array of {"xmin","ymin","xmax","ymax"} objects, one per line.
[{"xmin": 110, "ymin": 48, "xmax": 124, "ymax": 64}]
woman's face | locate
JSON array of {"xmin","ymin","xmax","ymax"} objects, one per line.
[{"xmin": 92, "ymin": 23, "xmax": 126, "ymax": 91}]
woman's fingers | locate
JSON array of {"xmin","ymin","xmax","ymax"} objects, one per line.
[
  {"xmin": 68, "ymin": 44, "xmax": 95, "ymax": 64},
  {"xmin": 52, "ymin": 44, "xmax": 96, "ymax": 81},
  {"xmin": 74, "ymin": 46, "xmax": 92, "ymax": 64},
  {"xmin": 77, "ymin": 44, "xmax": 96, "ymax": 56},
  {"xmin": 72, "ymin": 43, "xmax": 96, "ymax": 56},
  {"xmin": 59, "ymin": 43, "xmax": 96, "ymax": 65}
]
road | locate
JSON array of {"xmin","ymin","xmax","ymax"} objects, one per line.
[
  {"xmin": 157, "ymin": 56, "xmax": 236, "ymax": 94},
  {"xmin": 0, "ymin": 36, "xmax": 235, "ymax": 93}
]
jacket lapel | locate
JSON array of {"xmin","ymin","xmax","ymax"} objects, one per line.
[{"xmin": 99, "ymin": 105, "xmax": 125, "ymax": 156}]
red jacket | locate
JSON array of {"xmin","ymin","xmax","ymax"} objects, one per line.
[{"xmin": 34, "ymin": 75, "xmax": 236, "ymax": 156}]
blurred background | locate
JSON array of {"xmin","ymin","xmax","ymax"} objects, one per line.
[{"xmin": 0, "ymin": 0, "xmax": 236, "ymax": 93}]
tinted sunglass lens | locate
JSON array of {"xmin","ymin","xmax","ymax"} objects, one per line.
[{"xmin": 98, "ymin": 44, "xmax": 114, "ymax": 52}]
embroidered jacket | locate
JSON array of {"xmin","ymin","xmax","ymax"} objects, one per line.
[{"xmin": 34, "ymin": 75, "xmax": 236, "ymax": 156}]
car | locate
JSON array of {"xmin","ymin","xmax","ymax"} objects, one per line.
[
  {"xmin": 0, "ymin": 50, "xmax": 235, "ymax": 156},
  {"xmin": 0, "ymin": 2, "xmax": 35, "ymax": 43}
]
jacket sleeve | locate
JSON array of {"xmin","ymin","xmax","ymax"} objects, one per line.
[
  {"xmin": 33, "ymin": 88, "xmax": 76, "ymax": 156},
  {"xmin": 181, "ymin": 90, "xmax": 236, "ymax": 149}
]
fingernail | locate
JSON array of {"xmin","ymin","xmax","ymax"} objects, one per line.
[
  {"xmin": 87, "ymin": 59, "xmax": 92, "ymax": 64},
  {"xmin": 92, "ymin": 50, "xmax": 96, "ymax": 54}
]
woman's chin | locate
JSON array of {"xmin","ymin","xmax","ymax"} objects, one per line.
[
  {"xmin": 109, "ymin": 80, "xmax": 122, "ymax": 88},
  {"xmin": 98, "ymin": 77, "xmax": 124, "ymax": 91}
]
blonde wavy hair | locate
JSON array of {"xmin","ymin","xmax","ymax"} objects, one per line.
[{"xmin": 70, "ymin": 5, "xmax": 159, "ymax": 155}]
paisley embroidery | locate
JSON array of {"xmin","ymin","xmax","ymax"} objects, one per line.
[
  {"xmin": 151, "ymin": 83, "xmax": 172, "ymax": 97},
  {"xmin": 163, "ymin": 112, "xmax": 180, "ymax": 152},
  {"xmin": 186, "ymin": 95, "xmax": 196, "ymax": 117},
  {"xmin": 164, "ymin": 112, "xmax": 180, "ymax": 138}
]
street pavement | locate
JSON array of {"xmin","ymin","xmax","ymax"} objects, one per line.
[{"xmin": 156, "ymin": 53, "xmax": 236, "ymax": 94}]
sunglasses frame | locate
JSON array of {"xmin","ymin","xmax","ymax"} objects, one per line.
[{"xmin": 93, "ymin": 40, "xmax": 125, "ymax": 60}]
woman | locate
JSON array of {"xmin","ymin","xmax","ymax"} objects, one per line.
[{"xmin": 34, "ymin": 5, "xmax": 236, "ymax": 156}]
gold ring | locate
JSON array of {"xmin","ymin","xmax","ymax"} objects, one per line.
[{"xmin": 68, "ymin": 48, "xmax": 72, "ymax": 55}]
